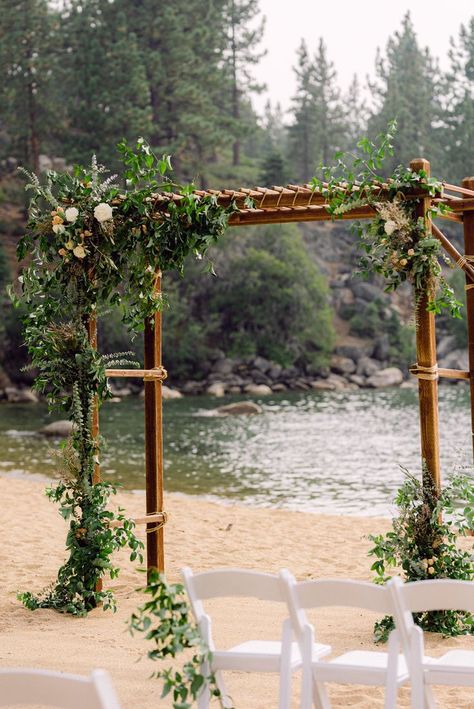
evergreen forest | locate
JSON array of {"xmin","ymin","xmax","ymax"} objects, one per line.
[{"xmin": 1, "ymin": 2, "xmax": 473, "ymax": 385}]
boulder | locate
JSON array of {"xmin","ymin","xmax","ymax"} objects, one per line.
[
  {"xmin": 351, "ymin": 281, "xmax": 383, "ymax": 302},
  {"xmin": 437, "ymin": 335, "xmax": 457, "ymax": 359},
  {"xmin": 180, "ymin": 381, "xmax": 205, "ymax": 395},
  {"xmin": 206, "ymin": 382, "xmax": 226, "ymax": 397},
  {"xmin": 5, "ymin": 387, "xmax": 39, "ymax": 403},
  {"xmin": 243, "ymin": 383, "xmax": 272, "ymax": 396},
  {"xmin": 356, "ymin": 356, "xmax": 382, "ymax": 377},
  {"xmin": 439, "ymin": 349, "xmax": 468, "ymax": 371},
  {"xmin": 271, "ymin": 383, "xmax": 287, "ymax": 392},
  {"xmin": 349, "ymin": 374, "xmax": 366, "ymax": 387},
  {"xmin": 267, "ymin": 364, "xmax": 283, "ymax": 380},
  {"xmin": 335, "ymin": 344, "xmax": 374, "ymax": 361},
  {"xmin": 311, "ymin": 380, "xmax": 336, "ymax": 391},
  {"xmin": 373, "ymin": 335, "xmax": 390, "ymax": 362},
  {"xmin": 330, "ymin": 355, "xmax": 356, "ymax": 375},
  {"xmin": 252, "ymin": 356, "xmax": 272, "ymax": 373},
  {"xmin": 39, "ymin": 420, "xmax": 73, "ymax": 437},
  {"xmin": 366, "ymin": 367, "xmax": 404, "ymax": 388},
  {"xmin": 212, "ymin": 358, "xmax": 235, "ymax": 375},
  {"xmin": 326, "ymin": 374, "xmax": 348, "ymax": 390},
  {"xmin": 38, "ymin": 154, "xmax": 53, "ymax": 172},
  {"xmin": 162, "ymin": 385, "xmax": 183, "ymax": 400},
  {"xmin": 217, "ymin": 401, "xmax": 263, "ymax": 416}
]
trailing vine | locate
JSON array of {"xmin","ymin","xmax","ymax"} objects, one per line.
[
  {"xmin": 12, "ymin": 139, "xmax": 234, "ymax": 615},
  {"xmin": 130, "ymin": 571, "xmax": 232, "ymax": 709},
  {"xmin": 369, "ymin": 468, "xmax": 474, "ymax": 642},
  {"xmin": 311, "ymin": 119, "xmax": 462, "ymax": 319}
]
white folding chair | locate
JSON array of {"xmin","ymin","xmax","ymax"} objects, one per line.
[
  {"xmin": 181, "ymin": 567, "xmax": 331, "ymax": 709},
  {"xmin": 389, "ymin": 576, "xmax": 474, "ymax": 708},
  {"xmin": 0, "ymin": 668, "xmax": 121, "ymax": 708},
  {"xmin": 280, "ymin": 570, "xmax": 409, "ymax": 709}
]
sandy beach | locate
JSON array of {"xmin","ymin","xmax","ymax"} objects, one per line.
[{"xmin": 1, "ymin": 475, "xmax": 474, "ymax": 708}]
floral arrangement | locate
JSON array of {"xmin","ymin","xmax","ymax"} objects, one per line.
[
  {"xmin": 369, "ymin": 468, "xmax": 474, "ymax": 641},
  {"xmin": 12, "ymin": 140, "xmax": 234, "ymax": 615}
]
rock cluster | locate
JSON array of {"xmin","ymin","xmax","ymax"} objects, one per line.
[{"xmin": 178, "ymin": 348, "xmax": 407, "ymax": 397}]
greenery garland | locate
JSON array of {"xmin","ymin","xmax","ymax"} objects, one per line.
[
  {"xmin": 12, "ymin": 139, "xmax": 234, "ymax": 615},
  {"xmin": 311, "ymin": 119, "xmax": 461, "ymax": 319}
]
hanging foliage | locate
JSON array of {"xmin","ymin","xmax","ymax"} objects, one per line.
[
  {"xmin": 12, "ymin": 139, "xmax": 234, "ymax": 615},
  {"xmin": 311, "ymin": 119, "xmax": 462, "ymax": 319}
]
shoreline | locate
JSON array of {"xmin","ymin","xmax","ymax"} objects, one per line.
[{"xmin": 1, "ymin": 474, "xmax": 474, "ymax": 707}]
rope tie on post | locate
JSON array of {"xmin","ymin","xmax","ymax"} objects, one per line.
[
  {"xmin": 409, "ymin": 363, "xmax": 439, "ymax": 381},
  {"xmin": 466, "ymin": 283, "xmax": 474, "ymax": 291},
  {"xmin": 146, "ymin": 511, "xmax": 168, "ymax": 534},
  {"xmin": 143, "ymin": 366, "xmax": 168, "ymax": 382}
]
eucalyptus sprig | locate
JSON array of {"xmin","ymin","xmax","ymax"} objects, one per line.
[
  {"xmin": 311, "ymin": 121, "xmax": 461, "ymax": 319},
  {"xmin": 130, "ymin": 571, "xmax": 231, "ymax": 709}
]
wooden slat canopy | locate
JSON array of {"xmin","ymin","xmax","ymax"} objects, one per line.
[{"xmin": 132, "ymin": 180, "xmax": 474, "ymax": 227}]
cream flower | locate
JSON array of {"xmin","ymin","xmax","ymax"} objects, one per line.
[
  {"xmin": 65, "ymin": 240, "xmax": 74, "ymax": 250},
  {"xmin": 65, "ymin": 207, "xmax": 79, "ymax": 223},
  {"xmin": 52, "ymin": 224, "xmax": 65, "ymax": 235},
  {"xmin": 428, "ymin": 567, "xmax": 435, "ymax": 575},
  {"xmin": 73, "ymin": 245, "xmax": 86, "ymax": 259},
  {"xmin": 384, "ymin": 220, "xmax": 397, "ymax": 236},
  {"xmin": 94, "ymin": 202, "xmax": 113, "ymax": 223}
]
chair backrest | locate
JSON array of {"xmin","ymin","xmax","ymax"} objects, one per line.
[
  {"xmin": 389, "ymin": 576, "xmax": 474, "ymax": 657},
  {"xmin": 0, "ymin": 668, "xmax": 121, "ymax": 709},
  {"xmin": 280, "ymin": 569, "xmax": 395, "ymax": 645},
  {"xmin": 181, "ymin": 567, "xmax": 286, "ymax": 649}
]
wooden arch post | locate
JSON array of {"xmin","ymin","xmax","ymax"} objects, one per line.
[
  {"xmin": 462, "ymin": 176, "xmax": 474, "ymax": 461},
  {"xmin": 143, "ymin": 270, "xmax": 165, "ymax": 573},
  {"xmin": 411, "ymin": 158, "xmax": 441, "ymax": 490}
]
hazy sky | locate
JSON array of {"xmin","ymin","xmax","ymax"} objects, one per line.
[{"xmin": 253, "ymin": 0, "xmax": 473, "ymax": 115}]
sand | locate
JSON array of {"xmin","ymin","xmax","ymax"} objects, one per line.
[{"xmin": 1, "ymin": 475, "xmax": 474, "ymax": 708}]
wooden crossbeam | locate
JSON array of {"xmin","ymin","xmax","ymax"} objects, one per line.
[{"xmin": 105, "ymin": 367, "xmax": 167, "ymax": 380}]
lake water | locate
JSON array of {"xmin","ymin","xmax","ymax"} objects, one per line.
[{"xmin": 0, "ymin": 387, "xmax": 472, "ymax": 516}]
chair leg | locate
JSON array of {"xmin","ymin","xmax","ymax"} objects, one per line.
[
  {"xmin": 214, "ymin": 670, "xmax": 233, "ymax": 709},
  {"xmin": 279, "ymin": 619, "xmax": 293, "ymax": 709},
  {"xmin": 409, "ymin": 629, "xmax": 427, "ymax": 709},
  {"xmin": 312, "ymin": 680, "xmax": 331, "ymax": 709},
  {"xmin": 197, "ymin": 679, "xmax": 211, "ymax": 709},
  {"xmin": 384, "ymin": 630, "xmax": 399, "ymax": 709}
]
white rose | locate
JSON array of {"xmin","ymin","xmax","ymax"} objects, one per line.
[
  {"xmin": 65, "ymin": 207, "xmax": 79, "ymax": 223},
  {"xmin": 94, "ymin": 202, "xmax": 113, "ymax": 223},
  {"xmin": 384, "ymin": 220, "xmax": 397, "ymax": 236},
  {"xmin": 52, "ymin": 224, "xmax": 65, "ymax": 234}
]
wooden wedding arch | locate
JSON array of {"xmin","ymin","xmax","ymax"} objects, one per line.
[{"xmin": 97, "ymin": 159, "xmax": 474, "ymax": 572}]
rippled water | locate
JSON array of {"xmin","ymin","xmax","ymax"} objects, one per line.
[{"xmin": 0, "ymin": 387, "xmax": 472, "ymax": 516}]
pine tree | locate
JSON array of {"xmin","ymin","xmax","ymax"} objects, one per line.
[
  {"xmin": 440, "ymin": 18, "xmax": 474, "ymax": 182},
  {"xmin": 344, "ymin": 75, "xmax": 369, "ymax": 146},
  {"xmin": 222, "ymin": 0, "xmax": 266, "ymax": 166},
  {"xmin": 0, "ymin": 0, "xmax": 58, "ymax": 169},
  {"xmin": 288, "ymin": 39, "xmax": 346, "ymax": 182},
  {"xmin": 60, "ymin": 1, "xmax": 151, "ymax": 167},
  {"xmin": 368, "ymin": 12, "xmax": 441, "ymax": 172},
  {"xmin": 116, "ymin": 0, "xmax": 228, "ymax": 184}
]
